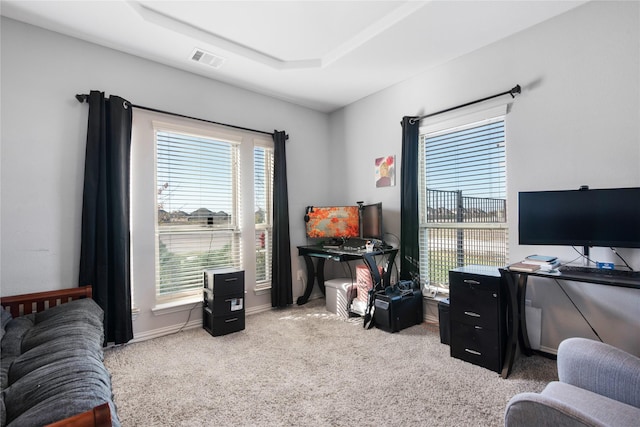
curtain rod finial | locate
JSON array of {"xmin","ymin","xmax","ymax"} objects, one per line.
[
  {"xmin": 76, "ymin": 94, "xmax": 89, "ymax": 103},
  {"xmin": 510, "ymin": 85, "xmax": 521, "ymax": 98}
]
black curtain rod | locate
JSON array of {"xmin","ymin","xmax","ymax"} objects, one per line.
[
  {"xmin": 75, "ymin": 94, "xmax": 283, "ymax": 138},
  {"xmin": 408, "ymin": 84, "xmax": 521, "ymax": 124}
]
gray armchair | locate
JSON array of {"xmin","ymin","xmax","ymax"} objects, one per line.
[{"xmin": 505, "ymin": 337, "xmax": 640, "ymax": 427}]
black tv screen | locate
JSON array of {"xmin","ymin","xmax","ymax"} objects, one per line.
[
  {"xmin": 361, "ymin": 202, "xmax": 383, "ymax": 240},
  {"xmin": 518, "ymin": 187, "xmax": 640, "ymax": 248}
]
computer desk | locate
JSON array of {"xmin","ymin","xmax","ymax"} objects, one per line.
[
  {"xmin": 296, "ymin": 245, "xmax": 398, "ymax": 305},
  {"xmin": 499, "ymin": 267, "xmax": 640, "ymax": 379}
]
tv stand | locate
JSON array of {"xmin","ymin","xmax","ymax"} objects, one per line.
[{"xmin": 499, "ymin": 267, "xmax": 640, "ymax": 378}]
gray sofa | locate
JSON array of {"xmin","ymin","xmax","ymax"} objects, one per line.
[
  {"xmin": 505, "ymin": 337, "xmax": 640, "ymax": 427},
  {"xmin": 1, "ymin": 295, "xmax": 119, "ymax": 427}
]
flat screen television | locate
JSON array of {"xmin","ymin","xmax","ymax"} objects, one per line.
[
  {"xmin": 360, "ymin": 202, "xmax": 383, "ymax": 241},
  {"xmin": 305, "ymin": 206, "xmax": 360, "ymax": 239},
  {"xmin": 518, "ymin": 187, "xmax": 640, "ymax": 248}
]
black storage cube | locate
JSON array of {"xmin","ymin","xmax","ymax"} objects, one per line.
[
  {"xmin": 203, "ymin": 307, "xmax": 246, "ymax": 337},
  {"xmin": 204, "ymin": 269, "xmax": 244, "ymax": 295},
  {"xmin": 438, "ymin": 298, "xmax": 450, "ymax": 345},
  {"xmin": 203, "ymin": 270, "xmax": 245, "ymax": 337},
  {"xmin": 373, "ymin": 289, "xmax": 423, "ymax": 333}
]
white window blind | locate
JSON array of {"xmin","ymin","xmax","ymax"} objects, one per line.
[
  {"xmin": 156, "ymin": 129, "xmax": 242, "ymax": 300},
  {"xmin": 254, "ymin": 145, "xmax": 274, "ymax": 285},
  {"xmin": 419, "ymin": 116, "xmax": 508, "ymax": 292}
]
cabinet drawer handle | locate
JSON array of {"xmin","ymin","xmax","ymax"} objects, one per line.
[
  {"xmin": 474, "ymin": 325, "xmax": 483, "ymax": 330},
  {"xmin": 225, "ymin": 278, "xmax": 238, "ymax": 282},
  {"xmin": 465, "ymin": 348, "xmax": 482, "ymax": 356},
  {"xmin": 225, "ymin": 318, "xmax": 239, "ymax": 323},
  {"xmin": 464, "ymin": 311, "xmax": 481, "ymax": 318},
  {"xmin": 464, "ymin": 279, "xmax": 481, "ymax": 285}
]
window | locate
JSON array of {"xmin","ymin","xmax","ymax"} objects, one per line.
[
  {"xmin": 134, "ymin": 113, "xmax": 275, "ymax": 306},
  {"xmin": 254, "ymin": 145, "xmax": 274, "ymax": 288},
  {"xmin": 155, "ymin": 127, "xmax": 242, "ymax": 302},
  {"xmin": 419, "ymin": 108, "xmax": 508, "ymax": 293}
]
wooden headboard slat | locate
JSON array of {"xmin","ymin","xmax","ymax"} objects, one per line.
[{"xmin": 1, "ymin": 285, "xmax": 93, "ymax": 317}]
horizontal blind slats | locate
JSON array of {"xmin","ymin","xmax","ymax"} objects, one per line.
[
  {"xmin": 424, "ymin": 120, "xmax": 506, "ymax": 199},
  {"xmin": 156, "ymin": 129, "xmax": 241, "ymax": 297},
  {"xmin": 419, "ymin": 118, "xmax": 508, "ymax": 290},
  {"xmin": 253, "ymin": 146, "xmax": 274, "ymax": 283}
]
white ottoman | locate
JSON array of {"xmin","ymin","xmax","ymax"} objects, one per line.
[{"xmin": 325, "ymin": 278, "xmax": 355, "ymax": 318}]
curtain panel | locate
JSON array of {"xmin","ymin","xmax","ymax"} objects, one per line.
[
  {"xmin": 78, "ymin": 90, "xmax": 134, "ymax": 345},
  {"xmin": 271, "ymin": 130, "xmax": 293, "ymax": 307},
  {"xmin": 400, "ymin": 117, "xmax": 420, "ymax": 282}
]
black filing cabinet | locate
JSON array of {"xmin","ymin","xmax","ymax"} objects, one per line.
[
  {"xmin": 449, "ymin": 266, "xmax": 506, "ymax": 373},
  {"xmin": 203, "ymin": 269, "xmax": 245, "ymax": 336}
]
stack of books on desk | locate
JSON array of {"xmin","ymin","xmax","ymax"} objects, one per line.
[{"xmin": 509, "ymin": 255, "xmax": 560, "ymax": 272}]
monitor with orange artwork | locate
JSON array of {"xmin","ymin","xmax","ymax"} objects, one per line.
[{"xmin": 305, "ymin": 206, "xmax": 360, "ymax": 239}]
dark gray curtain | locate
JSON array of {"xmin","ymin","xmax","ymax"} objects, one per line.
[
  {"xmin": 400, "ymin": 117, "xmax": 420, "ymax": 281},
  {"xmin": 271, "ymin": 130, "xmax": 293, "ymax": 307},
  {"xmin": 79, "ymin": 90, "xmax": 133, "ymax": 345}
]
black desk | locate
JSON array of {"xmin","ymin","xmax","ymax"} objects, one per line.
[
  {"xmin": 296, "ymin": 245, "xmax": 398, "ymax": 305},
  {"xmin": 499, "ymin": 267, "xmax": 640, "ymax": 378}
]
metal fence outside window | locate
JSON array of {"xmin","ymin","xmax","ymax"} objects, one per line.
[{"xmin": 423, "ymin": 189, "xmax": 508, "ymax": 290}]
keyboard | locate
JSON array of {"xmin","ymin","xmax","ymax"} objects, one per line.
[
  {"xmin": 342, "ymin": 238, "xmax": 369, "ymax": 250},
  {"xmin": 321, "ymin": 238, "xmax": 344, "ymax": 248},
  {"xmin": 559, "ymin": 265, "xmax": 640, "ymax": 279}
]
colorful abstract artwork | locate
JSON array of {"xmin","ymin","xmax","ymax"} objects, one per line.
[{"xmin": 375, "ymin": 155, "xmax": 395, "ymax": 188}]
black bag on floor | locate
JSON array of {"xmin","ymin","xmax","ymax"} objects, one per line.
[{"xmin": 373, "ymin": 285, "xmax": 423, "ymax": 333}]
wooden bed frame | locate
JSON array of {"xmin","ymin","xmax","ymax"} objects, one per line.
[
  {"xmin": 0, "ymin": 285, "xmax": 93, "ymax": 317},
  {"xmin": 1, "ymin": 286, "xmax": 113, "ymax": 427}
]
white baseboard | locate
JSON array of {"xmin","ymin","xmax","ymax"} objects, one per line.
[
  {"xmin": 539, "ymin": 345, "xmax": 558, "ymax": 355},
  {"xmin": 246, "ymin": 303, "xmax": 272, "ymax": 316},
  {"xmin": 129, "ymin": 303, "xmax": 274, "ymax": 344},
  {"xmin": 423, "ymin": 297, "xmax": 441, "ymax": 323},
  {"xmin": 129, "ymin": 320, "xmax": 202, "ymax": 344}
]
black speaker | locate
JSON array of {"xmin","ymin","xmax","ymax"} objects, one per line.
[{"xmin": 438, "ymin": 298, "xmax": 450, "ymax": 345}]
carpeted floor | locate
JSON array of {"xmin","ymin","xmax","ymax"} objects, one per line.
[{"xmin": 104, "ymin": 299, "xmax": 557, "ymax": 426}]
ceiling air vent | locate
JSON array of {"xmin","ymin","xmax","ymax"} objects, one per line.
[{"xmin": 190, "ymin": 48, "xmax": 226, "ymax": 69}]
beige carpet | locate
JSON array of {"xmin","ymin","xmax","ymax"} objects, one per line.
[{"xmin": 104, "ymin": 299, "xmax": 557, "ymax": 426}]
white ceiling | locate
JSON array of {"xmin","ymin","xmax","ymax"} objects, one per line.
[{"xmin": 1, "ymin": 0, "xmax": 587, "ymax": 112}]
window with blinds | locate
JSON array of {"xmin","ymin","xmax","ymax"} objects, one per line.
[
  {"xmin": 156, "ymin": 129, "xmax": 242, "ymax": 301},
  {"xmin": 419, "ymin": 116, "xmax": 508, "ymax": 293},
  {"xmin": 254, "ymin": 145, "xmax": 274, "ymax": 286}
]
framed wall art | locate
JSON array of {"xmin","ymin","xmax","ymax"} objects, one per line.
[{"xmin": 375, "ymin": 155, "xmax": 395, "ymax": 188}]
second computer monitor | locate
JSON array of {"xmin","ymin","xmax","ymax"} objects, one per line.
[{"xmin": 361, "ymin": 202, "xmax": 383, "ymax": 241}]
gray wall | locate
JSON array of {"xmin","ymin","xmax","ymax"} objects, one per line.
[
  {"xmin": 2, "ymin": 1, "xmax": 639, "ymax": 353},
  {"xmin": 328, "ymin": 0, "xmax": 640, "ymax": 355},
  {"xmin": 0, "ymin": 17, "xmax": 331, "ymax": 338}
]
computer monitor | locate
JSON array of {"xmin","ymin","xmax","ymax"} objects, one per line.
[
  {"xmin": 360, "ymin": 202, "xmax": 383, "ymax": 241},
  {"xmin": 518, "ymin": 187, "xmax": 640, "ymax": 249},
  {"xmin": 305, "ymin": 206, "xmax": 360, "ymax": 239}
]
